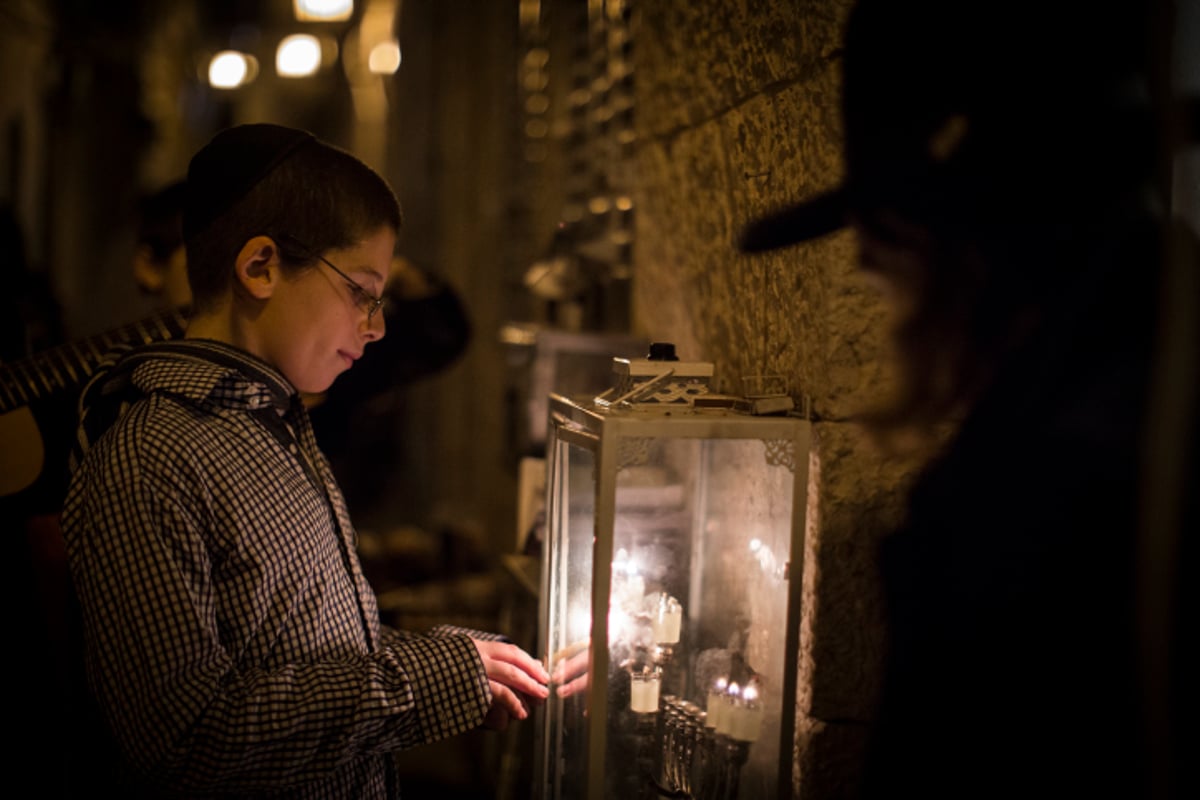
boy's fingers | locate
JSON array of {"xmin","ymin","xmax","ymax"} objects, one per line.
[{"xmin": 490, "ymin": 681, "xmax": 529, "ymax": 719}]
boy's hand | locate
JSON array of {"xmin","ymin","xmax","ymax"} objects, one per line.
[{"xmin": 473, "ymin": 640, "xmax": 550, "ymax": 730}]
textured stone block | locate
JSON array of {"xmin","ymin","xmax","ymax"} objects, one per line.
[
  {"xmin": 634, "ymin": 79, "xmax": 894, "ymax": 421},
  {"xmin": 799, "ymin": 422, "xmax": 920, "ymax": 721},
  {"xmin": 793, "ymin": 716, "xmax": 871, "ymax": 800},
  {"xmin": 637, "ymin": 0, "xmax": 851, "ymax": 138}
]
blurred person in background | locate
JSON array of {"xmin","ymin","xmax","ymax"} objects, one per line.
[{"xmin": 740, "ymin": 0, "xmax": 1196, "ymax": 797}]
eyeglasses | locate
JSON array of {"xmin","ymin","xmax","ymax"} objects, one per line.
[{"xmin": 275, "ymin": 233, "xmax": 386, "ymax": 322}]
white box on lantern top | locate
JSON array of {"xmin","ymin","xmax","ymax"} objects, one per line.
[{"xmin": 601, "ymin": 352, "xmax": 715, "ymax": 407}]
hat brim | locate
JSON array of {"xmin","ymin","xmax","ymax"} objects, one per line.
[{"xmin": 737, "ymin": 187, "xmax": 849, "ymax": 253}]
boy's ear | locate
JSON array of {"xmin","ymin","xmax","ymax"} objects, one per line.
[{"xmin": 234, "ymin": 235, "xmax": 281, "ymax": 300}]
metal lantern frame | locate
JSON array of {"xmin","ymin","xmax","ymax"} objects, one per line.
[{"xmin": 535, "ymin": 390, "xmax": 811, "ymax": 800}]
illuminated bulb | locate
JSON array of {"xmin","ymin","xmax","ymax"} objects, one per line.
[
  {"xmin": 613, "ymin": 548, "xmax": 630, "ymax": 570},
  {"xmin": 277, "ymin": 34, "xmax": 322, "ymax": 78},
  {"xmin": 294, "ymin": 0, "xmax": 353, "ymax": 22},
  {"xmin": 368, "ymin": 40, "xmax": 402, "ymax": 74},
  {"xmin": 731, "ymin": 683, "xmax": 763, "ymax": 742},
  {"xmin": 208, "ymin": 51, "xmax": 251, "ymax": 89}
]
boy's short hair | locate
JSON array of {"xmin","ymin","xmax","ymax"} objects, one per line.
[{"xmin": 183, "ymin": 123, "xmax": 403, "ymax": 312}]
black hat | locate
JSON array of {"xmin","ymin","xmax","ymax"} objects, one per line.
[
  {"xmin": 737, "ymin": 0, "xmax": 1151, "ymax": 253},
  {"xmin": 183, "ymin": 123, "xmax": 316, "ymax": 242}
]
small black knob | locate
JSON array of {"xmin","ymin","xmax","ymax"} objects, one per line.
[{"xmin": 647, "ymin": 342, "xmax": 679, "ymax": 361}]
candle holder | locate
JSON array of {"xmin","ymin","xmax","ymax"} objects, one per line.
[
  {"xmin": 654, "ymin": 697, "xmax": 706, "ymax": 798},
  {"xmin": 658, "ymin": 697, "xmax": 679, "ymax": 790},
  {"xmin": 692, "ymin": 729, "xmax": 732, "ymax": 800},
  {"xmin": 631, "ymin": 711, "xmax": 660, "ymax": 800},
  {"xmin": 712, "ymin": 738, "xmax": 751, "ymax": 800},
  {"xmin": 629, "ymin": 665, "xmax": 662, "ymax": 714},
  {"xmin": 686, "ymin": 700, "xmax": 700, "ymax": 796}
]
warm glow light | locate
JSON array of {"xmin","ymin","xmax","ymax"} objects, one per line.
[
  {"xmin": 525, "ymin": 93, "xmax": 550, "ymax": 114},
  {"xmin": 569, "ymin": 607, "xmax": 590, "ymax": 641},
  {"xmin": 277, "ymin": 34, "xmax": 322, "ymax": 77},
  {"xmin": 368, "ymin": 40, "xmax": 401, "ymax": 74},
  {"xmin": 208, "ymin": 51, "xmax": 252, "ymax": 89},
  {"xmin": 294, "ymin": 0, "xmax": 353, "ymax": 21},
  {"xmin": 524, "ymin": 118, "xmax": 549, "ymax": 139}
]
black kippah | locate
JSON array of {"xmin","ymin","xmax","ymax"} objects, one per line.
[{"xmin": 182, "ymin": 123, "xmax": 315, "ymax": 242}]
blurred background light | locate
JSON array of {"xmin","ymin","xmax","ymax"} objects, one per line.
[
  {"xmin": 367, "ymin": 40, "xmax": 401, "ymax": 75},
  {"xmin": 277, "ymin": 34, "xmax": 323, "ymax": 77},
  {"xmin": 207, "ymin": 50, "xmax": 255, "ymax": 89},
  {"xmin": 294, "ymin": 0, "xmax": 354, "ymax": 22}
]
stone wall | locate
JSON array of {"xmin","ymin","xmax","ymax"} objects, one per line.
[{"xmin": 629, "ymin": 2, "xmax": 920, "ymax": 796}]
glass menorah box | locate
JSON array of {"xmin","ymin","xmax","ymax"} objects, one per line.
[{"xmin": 533, "ymin": 352, "xmax": 812, "ymax": 800}]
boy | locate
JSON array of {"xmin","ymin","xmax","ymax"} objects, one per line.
[{"xmin": 62, "ymin": 123, "xmax": 548, "ymax": 798}]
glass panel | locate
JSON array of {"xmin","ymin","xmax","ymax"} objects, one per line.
[
  {"xmin": 693, "ymin": 437, "xmax": 795, "ymax": 798},
  {"xmin": 602, "ymin": 436, "xmax": 697, "ymax": 797},
  {"xmin": 540, "ymin": 437, "xmax": 596, "ymax": 800},
  {"xmin": 600, "ymin": 435, "xmax": 796, "ymax": 799}
]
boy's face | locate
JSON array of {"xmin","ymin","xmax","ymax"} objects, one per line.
[{"xmin": 257, "ymin": 225, "xmax": 396, "ymax": 394}]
